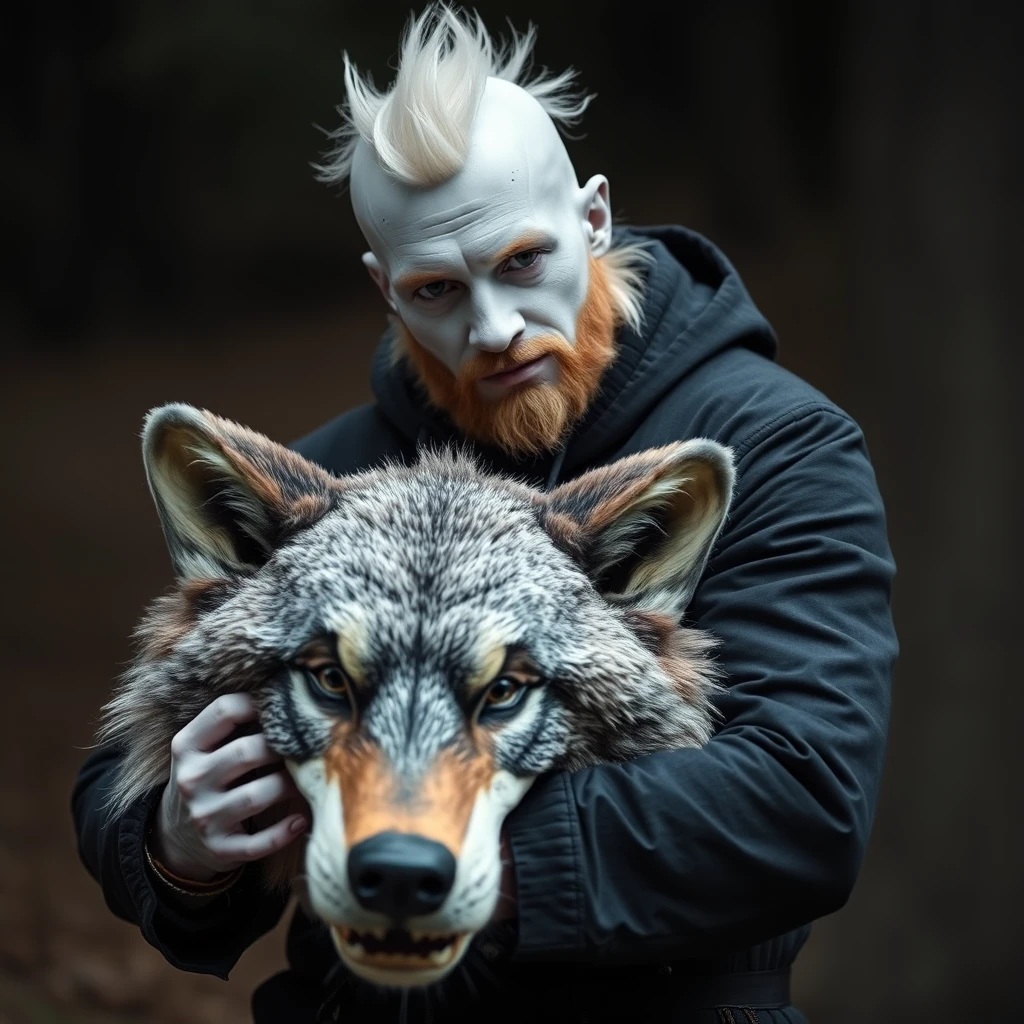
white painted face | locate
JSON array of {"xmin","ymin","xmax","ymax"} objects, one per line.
[{"xmin": 351, "ymin": 77, "xmax": 613, "ymax": 379}]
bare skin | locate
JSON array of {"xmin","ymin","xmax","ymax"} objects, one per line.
[{"xmin": 150, "ymin": 693, "xmax": 307, "ymax": 882}]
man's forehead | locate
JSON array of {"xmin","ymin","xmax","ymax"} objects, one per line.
[
  {"xmin": 369, "ymin": 185, "xmax": 542, "ymax": 269},
  {"xmin": 351, "ymin": 78, "xmax": 578, "ymax": 272}
]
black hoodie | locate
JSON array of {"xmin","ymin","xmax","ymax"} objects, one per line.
[{"xmin": 71, "ymin": 226, "xmax": 897, "ymax": 1023}]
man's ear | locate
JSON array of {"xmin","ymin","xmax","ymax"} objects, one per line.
[
  {"xmin": 541, "ymin": 440, "xmax": 735, "ymax": 619},
  {"xmin": 579, "ymin": 175, "xmax": 612, "ymax": 257},
  {"xmin": 142, "ymin": 404, "xmax": 341, "ymax": 580},
  {"xmin": 363, "ymin": 252, "xmax": 397, "ymax": 313}
]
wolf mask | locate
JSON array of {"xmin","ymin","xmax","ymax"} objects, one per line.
[{"xmin": 99, "ymin": 403, "xmax": 734, "ymax": 988}]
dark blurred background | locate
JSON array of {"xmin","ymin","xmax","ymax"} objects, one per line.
[{"xmin": 1, "ymin": 1, "xmax": 1020, "ymax": 1021}]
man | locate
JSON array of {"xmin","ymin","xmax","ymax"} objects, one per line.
[{"xmin": 72, "ymin": 6, "xmax": 897, "ymax": 1022}]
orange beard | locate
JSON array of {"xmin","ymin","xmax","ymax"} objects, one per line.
[{"xmin": 394, "ymin": 255, "xmax": 619, "ymax": 456}]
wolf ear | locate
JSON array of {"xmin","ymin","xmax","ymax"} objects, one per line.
[
  {"xmin": 142, "ymin": 404, "xmax": 339, "ymax": 579},
  {"xmin": 541, "ymin": 440, "xmax": 734, "ymax": 619}
]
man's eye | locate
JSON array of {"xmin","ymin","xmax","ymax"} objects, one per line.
[
  {"xmin": 414, "ymin": 280, "xmax": 455, "ymax": 300},
  {"xmin": 505, "ymin": 250, "xmax": 542, "ymax": 271}
]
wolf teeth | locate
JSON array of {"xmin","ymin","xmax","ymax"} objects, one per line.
[
  {"xmin": 428, "ymin": 944, "xmax": 456, "ymax": 966},
  {"xmin": 336, "ymin": 926, "xmax": 463, "ymax": 967},
  {"xmin": 407, "ymin": 930, "xmax": 454, "ymax": 942}
]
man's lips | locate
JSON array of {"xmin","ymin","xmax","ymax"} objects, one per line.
[{"xmin": 477, "ymin": 353, "xmax": 553, "ymax": 397}]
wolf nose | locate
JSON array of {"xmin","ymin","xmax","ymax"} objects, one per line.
[{"xmin": 347, "ymin": 831, "xmax": 457, "ymax": 919}]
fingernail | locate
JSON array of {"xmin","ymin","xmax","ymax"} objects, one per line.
[{"xmin": 290, "ymin": 817, "xmax": 306, "ymax": 834}]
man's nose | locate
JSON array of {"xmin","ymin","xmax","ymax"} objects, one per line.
[
  {"xmin": 347, "ymin": 831, "xmax": 457, "ymax": 920},
  {"xmin": 467, "ymin": 290, "xmax": 526, "ymax": 351}
]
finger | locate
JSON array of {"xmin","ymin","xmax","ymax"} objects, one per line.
[
  {"xmin": 175, "ymin": 693, "xmax": 259, "ymax": 755},
  {"xmin": 203, "ymin": 733, "xmax": 286, "ymax": 789},
  {"xmin": 208, "ymin": 771, "xmax": 297, "ymax": 827},
  {"xmin": 220, "ymin": 814, "xmax": 308, "ymax": 863}
]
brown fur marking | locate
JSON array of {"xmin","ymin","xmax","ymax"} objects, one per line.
[
  {"xmin": 294, "ymin": 636, "xmax": 339, "ymax": 666},
  {"xmin": 623, "ymin": 609, "xmax": 675, "ymax": 655},
  {"xmin": 500, "ymin": 648, "xmax": 542, "ymax": 682},
  {"xmin": 659, "ymin": 626, "xmax": 722, "ymax": 704},
  {"xmin": 326, "ymin": 740, "xmax": 496, "ymax": 857},
  {"xmin": 544, "ymin": 446, "xmax": 686, "ymax": 526},
  {"xmin": 141, "ymin": 579, "xmax": 227, "ymax": 659},
  {"xmin": 621, "ymin": 610, "xmax": 721, "ymax": 706},
  {"xmin": 538, "ymin": 508, "xmax": 584, "ymax": 559},
  {"xmin": 195, "ymin": 411, "xmax": 342, "ymax": 526}
]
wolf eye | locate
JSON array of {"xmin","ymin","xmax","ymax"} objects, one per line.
[
  {"xmin": 484, "ymin": 677, "xmax": 524, "ymax": 708},
  {"xmin": 308, "ymin": 665, "xmax": 353, "ymax": 703}
]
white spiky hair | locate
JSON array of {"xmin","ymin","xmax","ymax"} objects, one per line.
[
  {"xmin": 316, "ymin": 3, "xmax": 654, "ymax": 332},
  {"xmin": 314, "ymin": 3, "xmax": 594, "ymax": 188}
]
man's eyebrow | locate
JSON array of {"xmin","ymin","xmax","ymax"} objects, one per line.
[
  {"xmin": 395, "ymin": 268, "xmax": 457, "ymax": 293},
  {"xmin": 394, "ymin": 232, "xmax": 557, "ymax": 293},
  {"xmin": 488, "ymin": 232, "xmax": 557, "ymax": 265}
]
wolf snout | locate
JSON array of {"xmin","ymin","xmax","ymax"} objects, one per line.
[{"xmin": 347, "ymin": 831, "xmax": 457, "ymax": 919}]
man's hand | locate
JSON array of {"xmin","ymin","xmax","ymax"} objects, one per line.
[{"xmin": 151, "ymin": 692, "xmax": 308, "ymax": 882}]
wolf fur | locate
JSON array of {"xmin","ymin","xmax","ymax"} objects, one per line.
[{"xmin": 98, "ymin": 403, "xmax": 734, "ymax": 986}]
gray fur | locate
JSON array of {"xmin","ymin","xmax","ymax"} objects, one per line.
[{"xmin": 99, "ymin": 405, "xmax": 734, "ymax": 835}]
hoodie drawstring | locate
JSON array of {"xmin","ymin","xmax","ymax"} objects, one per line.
[{"xmin": 545, "ymin": 444, "xmax": 568, "ymax": 491}]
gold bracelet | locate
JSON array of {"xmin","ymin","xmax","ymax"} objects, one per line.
[{"xmin": 143, "ymin": 832, "xmax": 244, "ymax": 898}]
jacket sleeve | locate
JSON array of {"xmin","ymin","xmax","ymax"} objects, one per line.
[
  {"xmin": 71, "ymin": 743, "xmax": 288, "ymax": 979},
  {"xmin": 505, "ymin": 407, "xmax": 897, "ymax": 961}
]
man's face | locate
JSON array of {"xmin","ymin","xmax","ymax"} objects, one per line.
[{"xmin": 350, "ymin": 79, "xmax": 615, "ymax": 451}]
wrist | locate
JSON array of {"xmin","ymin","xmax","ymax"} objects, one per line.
[
  {"xmin": 148, "ymin": 826, "xmax": 218, "ymax": 883},
  {"xmin": 144, "ymin": 821, "xmax": 243, "ymax": 898}
]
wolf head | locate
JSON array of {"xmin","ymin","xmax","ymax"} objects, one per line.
[{"xmin": 101, "ymin": 403, "xmax": 734, "ymax": 988}]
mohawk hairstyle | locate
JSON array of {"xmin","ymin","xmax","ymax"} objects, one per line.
[
  {"xmin": 315, "ymin": 3, "xmax": 654, "ymax": 332},
  {"xmin": 314, "ymin": 2, "xmax": 594, "ymax": 189}
]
